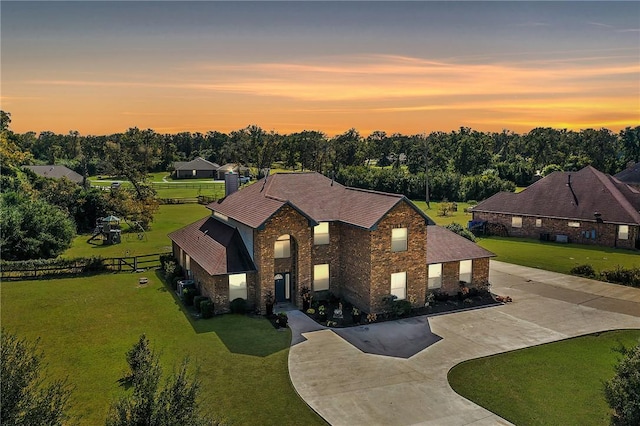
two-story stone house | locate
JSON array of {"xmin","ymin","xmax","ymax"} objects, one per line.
[{"xmin": 169, "ymin": 172, "xmax": 494, "ymax": 314}]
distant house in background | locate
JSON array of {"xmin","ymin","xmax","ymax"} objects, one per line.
[
  {"xmin": 472, "ymin": 166, "xmax": 640, "ymax": 250},
  {"xmin": 23, "ymin": 165, "xmax": 83, "ymax": 184},
  {"xmin": 172, "ymin": 157, "xmax": 220, "ymax": 179},
  {"xmin": 615, "ymin": 162, "xmax": 640, "ymax": 188},
  {"xmin": 216, "ymin": 163, "xmax": 251, "ymax": 180}
]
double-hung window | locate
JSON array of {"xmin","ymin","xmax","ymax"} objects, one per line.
[
  {"xmin": 229, "ymin": 273, "xmax": 247, "ymax": 300},
  {"xmin": 314, "ymin": 222, "xmax": 330, "ymax": 245},
  {"xmin": 390, "ymin": 272, "xmax": 407, "ymax": 300},
  {"xmin": 391, "ymin": 228, "xmax": 408, "ymax": 252},
  {"xmin": 274, "ymin": 235, "xmax": 290, "ymax": 258}
]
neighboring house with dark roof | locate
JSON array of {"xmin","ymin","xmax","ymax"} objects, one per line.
[
  {"xmin": 169, "ymin": 172, "xmax": 494, "ymax": 315},
  {"xmin": 23, "ymin": 165, "xmax": 83, "ymax": 184},
  {"xmin": 472, "ymin": 166, "xmax": 640, "ymax": 250},
  {"xmin": 615, "ymin": 162, "xmax": 640, "ymax": 187},
  {"xmin": 172, "ymin": 157, "xmax": 220, "ymax": 179}
]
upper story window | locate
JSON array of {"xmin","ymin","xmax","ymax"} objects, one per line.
[
  {"xmin": 511, "ymin": 217, "xmax": 523, "ymax": 228},
  {"xmin": 274, "ymin": 235, "xmax": 290, "ymax": 258},
  {"xmin": 314, "ymin": 222, "xmax": 330, "ymax": 245},
  {"xmin": 391, "ymin": 228, "xmax": 408, "ymax": 252},
  {"xmin": 618, "ymin": 225, "xmax": 629, "ymax": 240}
]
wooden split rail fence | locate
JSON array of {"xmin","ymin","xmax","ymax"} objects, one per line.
[{"xmin": 1, "ymin": 252, "xmax": 171, "ymax": 281}]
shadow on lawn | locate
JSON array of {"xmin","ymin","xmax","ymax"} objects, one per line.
[{"xmin": 153, "ymin": 270, "xmax": 289, "ymax": 358}]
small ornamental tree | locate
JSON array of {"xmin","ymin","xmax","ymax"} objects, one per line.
[
  {"xmin": 1, "ymin": 329, "xmax": 73, "ymax": 426},
  {"xmin": 106, "ymin": 334, "xmax": 215, "ymax": 426},
  {"xmin": 604, "ymin": 342, "xmax": 640, "ymax": 426}
]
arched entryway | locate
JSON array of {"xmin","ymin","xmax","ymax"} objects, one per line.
[{"xmin": 273, "ymin": 234, "xmax": 297, "ymax": 303}]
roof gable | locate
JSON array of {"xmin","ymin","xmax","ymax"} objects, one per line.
[
  {"xmin": 174, "ymin": 157, "xmax": 220, "ymax": 171},
  {"xmin": 168, "ymin": 217, "xmax": 256, "ymax": 275},
  {"xmin": 208, "ymin": 172, "xmax": 434, "ymax": 229},
  {"xmin": 474, "ymin": 166, "xmax": 640, "ymax": 224}
]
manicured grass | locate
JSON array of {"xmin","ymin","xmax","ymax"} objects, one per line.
[
  {"xmin": 0, "ymin": 273, "xmax": 324, "ymax": 425},
  {"xmin": 477, "ymin": 236, "xmax": 640, "ymax": 275},
  {"xmin": 413, "ymin": 200, "xmax": 475, "ymax": 226},
  {"xmin": 63, "ymin": 204, "xmax": 210, "ymax": 258},
  {"xmin": 449, "ymin": 330, "xmax": 640, "ymax": 426}
]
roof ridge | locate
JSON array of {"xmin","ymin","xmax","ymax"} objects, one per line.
[{"xmin": 344, "ymin": 186, "xmax": 404, "ymax": 198}]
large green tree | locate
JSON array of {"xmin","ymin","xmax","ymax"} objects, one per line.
[
  {"xmin": 1, "ymin": 329, "xmax": 73, "ymax": 426},
  {"xmin": 0, "ymin": 193, "xmax": 76, "ymax": 260},
  {"xmin": 106, "ymin": 335, "xmax": 214, "ymax": 426},
  {"xmin": 604, "ymin": 343, "xmax": 640, "ymax": 426}
]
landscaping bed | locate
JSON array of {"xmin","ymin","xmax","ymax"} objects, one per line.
[{"xmin": 301, "ymin": 289, "xmax": 502, "ymax": 328}]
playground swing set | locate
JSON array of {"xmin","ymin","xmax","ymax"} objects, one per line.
[{"xmin": 87, "ymin": 215, "xmax": 147, "ymax": 245}]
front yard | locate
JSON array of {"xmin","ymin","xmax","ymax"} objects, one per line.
[
  {"xmin": 0, "ymin": 273, "xmax": 324, "ymax": 425},
  {"xmin": 448, "ymin": 330, "xmax": 640, "ymax": 425}
]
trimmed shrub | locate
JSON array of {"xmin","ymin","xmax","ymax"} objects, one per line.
[
  {"xmin": 600, "ymin": 266, "xmax": 640, "ymax": 287},
  {"xmin": 445, "ymin": 222, "xmax": 477, "ymax": 242},
  {"xmin": 200, "ymin": 300, "xmax": 213, "ymax": 318},
  {"xmin": 193, "ymin": 296, "xmax": 207, "ymax": 313},
  {"xmin": 182, "ymin": 288, "xmax": 197, "ymax": 306},
  {"xmin": 229, "ymin": 298, "xmax": 247, "ymax": 314},
  {"xmin": 393, "ymin": 300, "xmax": 412, "ymax": 317},
  {"xmin": 570, "ymin": 264, "xmax": 596, "ymax": 278}
]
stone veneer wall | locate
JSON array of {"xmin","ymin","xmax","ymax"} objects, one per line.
[
  {"xmin": 473, "ymin": 211, "xmax": 638, "ymax": 249},
  {"xmin": 441, "ymin": 262, "xmax": 460, "ymax": 295},
  {"xmin": 369, "ymin": 200, "xmax": 428, "ymax": 313},
  {"xmin": 472, "ymin": 258, "xmax": 490, "ymax": 287},
  {"xmin": 253, "ymin": 205, "xmax": 313, "ymax": 314}
]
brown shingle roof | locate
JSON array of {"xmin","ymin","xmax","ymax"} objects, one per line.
[
  {"xmin": 426, "ymin": 226, "xmax": 495, "ymax": 264},
  {"xmin": 208, "ymin": 172, "xmax": 434, "ymax": 229},
  {"xmin": 168, "ymin": 217, "xmax": 256, "ymax": 276},
  {"xmin": 615, "ymin": 162, "xmax": 640, "ymax": 185},
  {"xmin": 173, "ymin": 157, "xmax": 220, "ymax": 171},
  {"xmin": 23, "ymin": 165, "xmax": 83, "ymax": 184},
  {"xmin": 473, "ymin": 166, "xmax": 640, "ymax": 225}
]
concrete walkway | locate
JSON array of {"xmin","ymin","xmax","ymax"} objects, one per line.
[{"xmin": 288, "ymin": 260, "xmax": 640, "ymax": 426}]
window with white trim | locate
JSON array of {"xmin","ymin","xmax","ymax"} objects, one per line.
[
  {"xmin": 511, "ymin": 217, "xmax": 522, "ymax": 228},
  {"xmin": 229, "ymin": 273, "xmax": 247, "ymax": 300},
  {"xmin": 428, "ymin": 264, "xmax": 442, "ymax": 289},
  {"xmin": 459, "ymin": 260, "xmax": 472, "ymax": 284},
  {"xmin": 314, "ymin": 264, "xmax": 330, "ymax": 291},
  {"xmin": 535, "ymin": 218, "xmax": 542, "ymax": 227},
  {"xmin": 390, "ymin": 272, "xmax": 407, "ymax": 300},
  {"xmin": 314, "ymin": 222, "xmax": 330, "ymax": 245},
  {"xmin": 192, "ymin": 170, "xmax": 197, "ymax": 176},
  {"xmin": 391, "ymin": 228, "xmax": 408, "ymax": 252},
  {"xmin": 568, "ymin": 221, "xmax": 580, "ymax": 228},
  {"xmin": 274, "ymin": 235, "xmax": 290, "ymax": 258},
  {"xmin": 618, "ymin": 225, "xmax": 629, "ymax": 240}
]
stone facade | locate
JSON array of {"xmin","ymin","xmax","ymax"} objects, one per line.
[
  {"xmin": 473, "ymin": 211, "xmax": 639, "ymax": 250},
  {"xmin": 369, "ymin": 201, "xmax": 428, "ymax": 313}
]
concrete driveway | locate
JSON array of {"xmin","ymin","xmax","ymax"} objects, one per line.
[{"xmin": 288, "ymin": 260, "xmax": 640, "ymax": 426}]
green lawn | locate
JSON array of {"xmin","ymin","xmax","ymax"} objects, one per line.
[
  {"xmin": 0, "ymin": 273, "xmax": 324, "ymax": 425},
  {"xmin": 449, "ymin": 330, "xmax": 640, "ymax": 426},
  {"xmin": 413, "ymin": 200, "xmax": 475, "ymax": 226},
  {"xmin": 63, "ymin": 204, "xmax": 210, "ymax": 258},
  {"xmin": 477, "ymin": 236, "xmax": 640, "ymax": 275}
]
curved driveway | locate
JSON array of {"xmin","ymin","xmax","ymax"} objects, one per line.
[{"xmin": 288, "ymin": 260, "xmax": 640, "ymax": 426}]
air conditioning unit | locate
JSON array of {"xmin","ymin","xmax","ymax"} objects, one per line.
[{"xmin": 177, "ymin": 280, "xmax": 195, "ymax": 297}]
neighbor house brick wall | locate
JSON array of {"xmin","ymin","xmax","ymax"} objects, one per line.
[
  {"xmin": 369, "ymin": 200, "xmax": 428, "ymax": 313},
  {"xmin": 254, "ymin": 205, "xmax": 313, "ymax": 313},
  {"xmin": 473, "ymin": 211, "xmax": 638, "ymax": 249},
  {"xmin": 338, "ymin": 223, "xmax": 372, "ymax": 313}
]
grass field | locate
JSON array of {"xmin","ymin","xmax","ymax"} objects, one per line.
[
  {"xmin": 449, "ymin": 330, "xmax": 640, "ymax": 426},
  {"xmin": 413, "ymin": 200, "xmax": 475, "ymax": 226},
  {"xmin": 63, "ymin": 204, "xmax": 210, "ymax": 258},
  {"xmin": 476, "ymin": 236, "xmax": 640, "ymax": 275},
  {"xmin": 0, "ymin": 273, "xmax": 324, "ymax": 425}
]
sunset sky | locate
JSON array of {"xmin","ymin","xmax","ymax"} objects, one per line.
[{"xmin": 2, "ymin": 1, "xmax": 639, "ymax": 136}]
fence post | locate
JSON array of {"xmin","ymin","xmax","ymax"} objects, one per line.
[{"xmin": 134, "ymin": 256, "xmax": 138, "ymax": 271}]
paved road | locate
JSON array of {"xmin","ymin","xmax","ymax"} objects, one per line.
[{"xmin": 288, "ymin": 260, "xmax": 640, "ymax": 426}]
